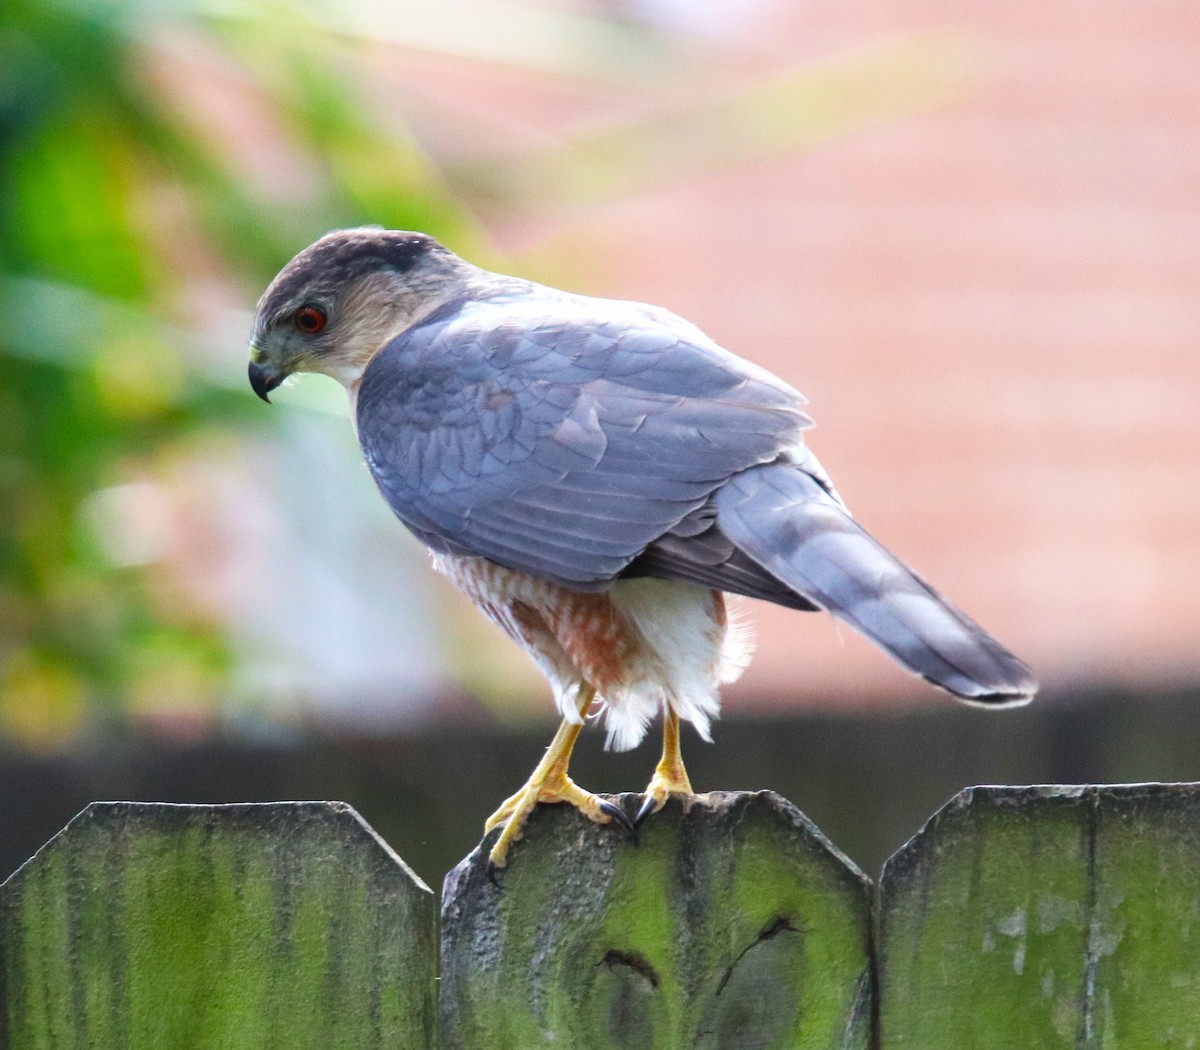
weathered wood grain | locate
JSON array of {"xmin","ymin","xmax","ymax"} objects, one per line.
[
  {"xmin": 440, "ymin": 790, "xmax": 872, "ymax": 1050},
  {"xmin": 0, "ymin": 801, "xmax": 438, "ymax": 1049},
  {"xmin": 878, "ymin": 783, "xmax": 1200, "ymax": 1048}
]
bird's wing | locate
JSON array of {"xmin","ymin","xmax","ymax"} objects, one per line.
[{"xmin": 355, "ymin": 289, "xmax": 811, "ymax": 588}]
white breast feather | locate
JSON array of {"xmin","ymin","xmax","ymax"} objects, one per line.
[{"xmin": 605, "ymin": 579, "xmax": 754, "ymax": 751}]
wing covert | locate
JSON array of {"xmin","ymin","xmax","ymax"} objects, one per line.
[{"xmin": 356, "ymin": 288, "xmax": 812, "ymax": 588}]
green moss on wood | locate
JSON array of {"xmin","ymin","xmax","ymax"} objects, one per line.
[
  {"xmin": 879, "ymin": 783, "xmax": 1200, "ymax": 1048},
  {"xmin": 439, "ymin": 790, "xmax": 872, "ymax": 1050},
  {"xmin": 0, "ymin": 801, "xmax": 438, "ymax": 1049}
]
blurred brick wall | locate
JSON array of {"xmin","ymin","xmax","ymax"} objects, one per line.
[{"xmin": 386, "ymin": 0, "xmax": 1200, "ymax": 710}]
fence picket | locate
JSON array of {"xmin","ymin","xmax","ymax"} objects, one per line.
[
  {"xmin": 0, "ymin": 801, "xmax": 438, "ymax": 1049},
  {"xmin": 878, "ymin": 784, "xmax": 1200, "ymax": 1048},
  {"xmin": 439, "ymin": 790, "xmax": 873, "ymax": 1050}
]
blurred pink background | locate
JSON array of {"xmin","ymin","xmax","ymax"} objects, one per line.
[{"xmin": 343, "ymin": 0, "xmax": 1200, "ymax": 712}]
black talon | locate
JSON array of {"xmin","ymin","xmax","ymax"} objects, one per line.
[
  {"xmin": 634, "ymin": 795, "xmax": 658, "ymax": 829},
  {"xmin": 486, "ymin": 859, "xmax": 504, "ymax": 887},
  {"xmin": 599, "ymin": 799, "xmax": 636, "ymax": 836}
]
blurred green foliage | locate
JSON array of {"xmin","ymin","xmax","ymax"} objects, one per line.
[{"xmin": 0, "ymin": 0, "xmax": 478, "ymax": 747}]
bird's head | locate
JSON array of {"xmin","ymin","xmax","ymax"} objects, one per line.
[{"xmin": 248, "ymin": 227, "xmax": 469, "ymax": 401}]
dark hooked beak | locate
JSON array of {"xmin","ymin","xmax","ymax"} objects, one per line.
[{"xmin": 248, "ymin": 360, "xmax": 284, "ymax": 403}]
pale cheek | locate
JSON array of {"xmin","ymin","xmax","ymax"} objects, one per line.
[
  {"xmin": 313, "ymin": 354, "xmax": 371, "ymax": 389},
  {"xmin": 295, "ymin": 332, "xmax": 373, "ymax": 382}
]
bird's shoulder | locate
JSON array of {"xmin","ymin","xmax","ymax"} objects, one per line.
[{"xmin": 358, "ymin": 280, "xmax": 809, "ymax": 421}]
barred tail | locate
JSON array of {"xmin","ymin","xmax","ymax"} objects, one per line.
[{"xmin": 715, "ymin": 464, "xmax": 1037, "ymax": 705}]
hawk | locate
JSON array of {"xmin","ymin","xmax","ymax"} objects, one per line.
[{"xmin": 249, "ymin": 228, "xmax": 1036, "ymax": 869}]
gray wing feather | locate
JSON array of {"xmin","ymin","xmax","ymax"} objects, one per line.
[
  {"xmin": 714, "ymin": 463, "xmax": 1037, "ymax": 704},
  {"xmin": 623, "ymin": 515, "xmax": 819, "ymax": 610},
  {"xmin": 356, "ymin": 289, "xmax": 811, "ymax": 588}
]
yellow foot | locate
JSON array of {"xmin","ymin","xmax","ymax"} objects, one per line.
[
  {"xmin": 483, "ymin": 683, "xmax": 635, "ymax": 876},
  {"xmin": 635, "ymin": 762, "xmax": 694, "ymax": 827},
  {"xmin": 486, "ymin": 775, "xmax": 633, "ymax": 875},
  {"xmin": 636, "ymin": 706, "xmax": 695, "ymax": 827}
]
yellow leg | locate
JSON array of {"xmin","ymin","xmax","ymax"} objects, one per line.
[
  {"xmin": 636, "ymin": 706, "xmax": 694, "ymax": 826},
  {"xmin": 485, "ymin": 683, "xmax": 631, "ymax": 872}
]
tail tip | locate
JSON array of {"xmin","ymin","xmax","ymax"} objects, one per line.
[{"xmin": 936, "ymin": 678, "xmax": 1038, "ymax": 709}]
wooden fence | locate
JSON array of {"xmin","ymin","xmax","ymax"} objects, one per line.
[{"xmin": 2, "ymin": 785, "xmax": 1197, "ymax": 1047}]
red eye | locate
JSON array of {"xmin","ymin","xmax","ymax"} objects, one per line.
[{"xmin": 294, "ymin": 306, "xmax": 326, "ymax": 334}]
